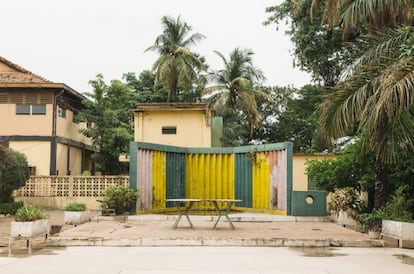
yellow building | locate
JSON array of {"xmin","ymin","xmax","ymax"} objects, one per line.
[
  {"xmin": 0, "ymin": 56, "xmax": 95, "ymax": 175},
  {"xmin": 292, "ymin": 152, "xmax": 337, "ymax": 191},
  {"xmin": 133, "ymin": 103, "xmax": 221, "ymax": 147}
]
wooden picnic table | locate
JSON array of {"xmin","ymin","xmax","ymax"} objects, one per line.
[
  {"xmin": 166, "ymin": 198, "xmax": 242, "ymax": 230},
  {"xmin": 165, "ymin": 199, "xmax": 203, "ymax": 229}
]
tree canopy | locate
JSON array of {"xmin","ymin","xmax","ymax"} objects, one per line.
[
  {"xmin": 0, "ymin": 145, "xmax": 29, "ymax": 203},
  {"xmin": 79, "ymin": 74, "xmax": 134, "ymax": 175},
  {"xmin": 203, "ymin": 48, "xmax": 267, "ymax": 138},
  {"xmin": 146, "ymin": 16, "xmax": 207, "ymax": 102}
]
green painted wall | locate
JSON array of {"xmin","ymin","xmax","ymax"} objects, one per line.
[{"xmin": 291, "ymin": 191, "xmax": 327, "ymax": 216}]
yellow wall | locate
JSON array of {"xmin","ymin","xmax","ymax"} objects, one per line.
[
  {"xmin": 56, "ymin": 143, "xmax": 68, "ymax": 175},
  {"xmin": 134, "ymin": 109, "xmax": 211, "ymax": 147},
  {"xmin": 0, "ymin": 103, "xmax": 52, "ymax": 135},
  {"xmin": 69, "ymin": 146, "xmax": 83, "ymax": 175},
  {"xmin": 9, "ymin": 141, "xmax": 51, "ymax": 175},
  {"xmin": 292, "ymin": 153, "xmax": 337, "ymax": 191},
  {"xmin": 56, "ymin": 109, "xmax": 92, "ymax": 145}
]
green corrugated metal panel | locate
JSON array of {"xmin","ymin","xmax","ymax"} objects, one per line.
[
  {"xmin": 130, "ymin": 141, "xmax": 294, "ymax": 215},
  {"xmin": 166, "ymin": 152, "xmax": 186, "ymax": 207},
  {"xmin": 235, "ymin": 153, "xmax": 252, "ymax": 207},
  {"xmin": 129, "ymin": 142, "xmax": 138, "ymax": 214},
  {"xmin": 211, "ymin": 117, "xmax": 223, "ymax": 147},
  {"xmin": 286, "ymin": 142, "xmax": 293, "ymax": 215},
  {"xmin": 291, "ymin": 191, "xmax": 327, "ymax": 216}
]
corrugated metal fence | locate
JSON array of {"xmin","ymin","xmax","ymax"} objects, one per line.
[{"xmin": 130, "ymin": 142, "xmax": 293, "ymax": 215}]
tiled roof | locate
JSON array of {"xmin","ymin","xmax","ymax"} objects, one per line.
[{"xmin": 0, "ymin": 56, "xmax": 51, "ymax": 84}]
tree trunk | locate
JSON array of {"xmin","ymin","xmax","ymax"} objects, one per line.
[
  {"xmin": 373, "ymin": 167, "xmax": 390, "ymax": 209},
  {"xmin": 168, "ymin": 80, "xmax": 178, "ymax": 102}
]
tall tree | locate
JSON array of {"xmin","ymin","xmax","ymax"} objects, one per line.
[
  {"xmin": 123, "ymin": 71, "xmax": 168, "ymax": 103},
  {"xmin": 79, "ymin": 74, "xmax": 134, "ymax": 175},
  {"xmin": 313, "ymin": 1, "xmax": 414, "ymax": 207},
  {"xmin": 146, "ymin": 16, "xmax": 206, "ymax": 102},
  {"xmin": 203, "ymin": 48, "xmax": 267, "ymax": 138},
  {"xmin": 320, "ymin": 27, "xmax": 414, "ymax": 164},
  {"xmin": 310, "ymin": 0, "xmax": 413, "ymax": 37},
  {"xmin": 265, "ymin": 0, "xmax": 356, "ymax": 86},
  {"xmin": 254, "ymin": 85, "xmax": 326, "ymax": 152}
]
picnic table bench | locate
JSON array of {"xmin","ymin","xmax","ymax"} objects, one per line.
[{"xmin": 165, "ymin": 198, "xmax": 242, "ymax": 230}]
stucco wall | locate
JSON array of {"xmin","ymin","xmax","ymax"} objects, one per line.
[
  {"xmin": 292, "ymin": 153, "xmax": 336, "ymax": 191},
  {"xmin": 134, "ymin": 110, "xmax": 211, "ymax": 147},
  {"xmin": 0, "ymin": 103, "xmax": 52, "ymax": 135},
  {"xmin": 69, "ymin": 146, "xmax": 83, "ymax": 175},
  {"xmin": 56, "ymin": 109, "xmax": 92, "ymax": 145},
  {"xmin": 9, "ymin": 141, "xmax": 51, "ymax": 175}
]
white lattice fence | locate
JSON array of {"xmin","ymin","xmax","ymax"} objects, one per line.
[{"xmin": 15, "ymin": 176, "xmax": 130, "ymax": 197}]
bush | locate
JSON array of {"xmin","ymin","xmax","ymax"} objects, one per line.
[
  {"xmin": 359, "ymin": 210, "xmax": 385, "ymax": 232},
  {"xmin": 100, "ymin": 185, "xmax": 138, "ymax": 215},
  {"xmin": 381, "ymin": 185, "xmax": 413, "ymax": 222},
  {"xmin": 15, "ymin": 205, "xmax": 47, "ymax": 222},
  {"xmin": 329, "ymin": 187, "xmax": 363, "ymax": 219},
  {"xmin": 64, "ymin": 202, "xmax": 87, "ymax": 211},
  {"xmin": 0, "ymin": 201, "xmax": 24, "ymax": 215},
  {"xmin": 0, "ymin": 145, "xmax": 30, "ymax": 203}
]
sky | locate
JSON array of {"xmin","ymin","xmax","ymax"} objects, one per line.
[{"xmin": 0, "ymin": 0, "xmax": 311, "ymax": 94}]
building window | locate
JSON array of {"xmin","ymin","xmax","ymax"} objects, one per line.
[
  {"xmin": 29, "ymin": 166, "xmax": 36, "ymax": 175},
  {"xmin": 58, "ymin": 106, "xmax": 66, "ymax": 118},
  {"xmin": 162, "ymin": 126, "xmax": 177, "ymax": 135},
  {"xmin": 16, "ymin": 104, "xmax": 46, "ymax": 115}
]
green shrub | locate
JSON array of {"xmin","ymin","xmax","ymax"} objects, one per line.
[
  {"xmin": 64, "ymin": 202, "xmax": 87, "ymax": 211},
  {"xmin": 15, "ymin": 205, "xmax": 47, "ymax": 222},
  {"xmin": 328, "ymin": 187, "xmax": 363, "ymax": 219},
  {"xmin": 0, "ymin": 145, "xmax": 30, "ymax": 203},
  {"xmin": 359, "ymin": 210, "xmax": 386, "ymax": 232},
  {"xmin": 81, "ymin": 170, "xmax": 91, "ymax": 176},
  {"xmin": 382, "ymin": 185, "xmax": 413, "ymax": 222},
  {"xmin": 0, "ymin": 201, "xmax": 24, "ymax": 215},
  {"xmin": 100, "ymin": 185, "xmax": 138, "ymax": 215}
]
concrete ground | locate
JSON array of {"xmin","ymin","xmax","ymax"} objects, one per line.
[{"xmin": 0, "ymin": 210, "xmax": 385, "ymax": 256}]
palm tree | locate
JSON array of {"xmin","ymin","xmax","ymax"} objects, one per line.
[
  {"xmin": 146, "ymin": 16, "xmax": 206, "ymax": 102},
  {"xmin": 311, "ymin": 0, "xmax": 413, "ymax": 36},
  {"xmin": 202, "ymin": 48, "xmax": 266, "ymax": 138},
  {"xmin": 320, "ymin": 27, "xmax": 414, "ymax": 163}
]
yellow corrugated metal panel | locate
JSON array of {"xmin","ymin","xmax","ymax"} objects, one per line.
[
  {"xmin": 152, "ymin": 151, "xmax": 166, "ymax": 209},
  {"xmin": 186, "ymin": 153, "xmax": 235, "ymax": 209},
  {"xmin": 252, "ymin": 152, "xmax": 270, "ymax": 209}
]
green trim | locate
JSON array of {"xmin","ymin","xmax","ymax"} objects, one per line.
[
  {"xmin": 129, "ymin": 141, "xmax": 138, "ymax": 215},
  {"xmin": 129, "ymin": 141, "xmax": 138, "ymax": 191},
  {"xmin": 0, "ymin": 135, "xmax": 53, "ymax": 142},
  {"xmin": 286, "ymin": 142, "xmax": 293, "ymax": 215},
  {"xmin": 133, "ymin": 141, "xmax": 291, "ymax": 154}
]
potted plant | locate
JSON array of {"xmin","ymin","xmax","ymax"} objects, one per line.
[
  {"xmin": 64, "ymin": 202, "xmax": 89, "ymax": 225},
  {"xmin": 10, "ymin": 205, "xmax": 48, "ymax": 238},
  {"xmin": 359, "ymin": 211, "xmax": 383, "ymax": 239}
]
